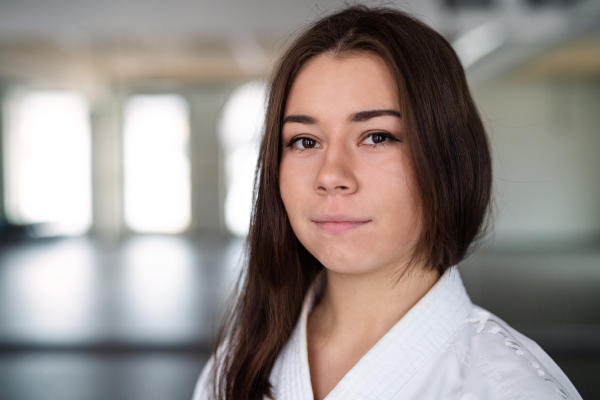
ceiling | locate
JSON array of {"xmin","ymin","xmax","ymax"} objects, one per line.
[{"xmin": 0, "ymin": 0, "xmax": 598, "ymax": 85}]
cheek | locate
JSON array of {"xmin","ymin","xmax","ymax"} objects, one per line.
[
  {"xmin": 365, "ymin": 158, "xmax": 421, "ymax": 236},
  {"xmin": 279, "ymin": 158, "xmax": 309, "ymax": 219},
  {"xmin": 279, "ymin": 159, "xmax": 293, "ymax": 209},
  {"xmin": 365, "ymin": 153, "xmax": 414, "ymax": 201}
]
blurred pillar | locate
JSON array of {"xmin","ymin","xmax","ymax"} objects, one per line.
[
  {"xmin": 89, "ymin": 89, "xmax": 124, "ymax": 239},
  {"xmin": 188, "ymin": 87, "xmax": 232, "ymax": 235},
  {"xmin": 0, "ymin": 84, "xmax": 5, "ymax": 224}
]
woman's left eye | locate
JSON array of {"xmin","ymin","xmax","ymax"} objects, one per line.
[{"xmin": 363, "ymin": 132, "xmax": 398, "ymax": 146}]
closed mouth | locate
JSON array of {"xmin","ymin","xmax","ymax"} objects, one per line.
[{"xmin": 312, "ymin": 219, "xmax": 370, "ymax": 233}]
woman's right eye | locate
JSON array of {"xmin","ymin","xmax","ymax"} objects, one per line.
[{"xmin": 289, "ymin": 137, "xmax": 320, "ymax": 150}]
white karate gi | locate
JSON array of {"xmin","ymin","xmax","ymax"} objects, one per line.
[{"xmin": 193, "ymin": 267, "xmax": 582, "ymax": 400}]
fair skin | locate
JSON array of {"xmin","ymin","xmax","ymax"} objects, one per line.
[{"xmin": 279, "ymin": 53, "xmax": 440, "ymax": 400}]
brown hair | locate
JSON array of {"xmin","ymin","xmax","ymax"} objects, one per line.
[{"xmin": 210, "ymin": 5, "xmax": 492, "ymax": 399}]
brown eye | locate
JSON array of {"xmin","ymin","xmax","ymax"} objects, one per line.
[
  {"xmin": 371, "ymin": 133, "xmax": 386, "ymax": 144},
  {"xmin": 364, "ymin": 133, "xmax": 389, "ymax": 145},
  {"xmin": 299, "ymin": 138, "xmax": 316, "ymax": 148},
  {"xmin": 287, "ymin": 136, "xmax": 322, "ymax": 151}
]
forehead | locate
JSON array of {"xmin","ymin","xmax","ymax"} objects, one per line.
[{"xmin": 285, "ymin": 53, "xmax": 399, "ymax": 117}]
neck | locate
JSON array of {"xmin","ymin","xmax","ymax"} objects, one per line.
[{"xmin": 310, "ymin": 264, "xmax": 441, "ymax": 342}]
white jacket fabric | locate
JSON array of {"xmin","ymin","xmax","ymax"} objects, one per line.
[{"xmin": 193, "ymin": 267, "xmax": 581, "ymax": 400}]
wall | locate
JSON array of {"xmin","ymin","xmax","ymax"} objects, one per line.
[{"xmin": 473, "ymin": 77, "xmax": 600, "ymax": 249}]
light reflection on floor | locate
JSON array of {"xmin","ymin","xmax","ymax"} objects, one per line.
[
  {"xmin": 119, "ymin": 236, "xmax": 201, "ymax": 342},
  {"xmin": 0, "ymin": 239, "xmax": 100, "ymax": 344},
  {"xmin": 0, "ymin": 235, "xmax": 244, "ymax": 346}
]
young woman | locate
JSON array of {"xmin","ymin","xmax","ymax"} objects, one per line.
[{"xmin": 194, "ymin": 5, "xmax": 581, "ymax": 400}]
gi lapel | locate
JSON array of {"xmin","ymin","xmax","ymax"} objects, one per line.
[
  {"xmin": 272, "ymin": 268, "xmax": 472, "ymax": 400},
  {"xmin": 325, "ymin": 268, "xmax": 473, "ymax": 400}
]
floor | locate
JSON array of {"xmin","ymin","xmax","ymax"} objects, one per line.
[
  {"xmin": 0, "ymin": 351, "xmax": 207, "ymax": 400},
  {"xmin": 0, "ymin": 235, "xmax": 598, "ymax": 399}
]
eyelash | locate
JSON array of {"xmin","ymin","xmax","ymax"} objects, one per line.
[{"xmin": 285, "ymin": 132, "xmax": 400, "ymax": 152}]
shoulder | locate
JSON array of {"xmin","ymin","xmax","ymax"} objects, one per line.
[
  {"xmin": 192, "ymin": 355, "xmax": 215, "ymax": 400},
  {"xmin": 192, "ymin": 336, "xmax": 236, "ymax": 400},
  {"xmin": 451, "ymin": 305, "xmax": 581, "ymax": 400}
]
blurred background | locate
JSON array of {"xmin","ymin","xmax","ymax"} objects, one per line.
[{"xmin": 0, "ymin": 0, "xmax": 599, "ymax": 398}]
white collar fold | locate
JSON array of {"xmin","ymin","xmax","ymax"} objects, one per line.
[{"xmin": 274, "ymin": 267, "xmax": 473, "ymax": 400}]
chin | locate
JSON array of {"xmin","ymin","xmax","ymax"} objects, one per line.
[
  {"xmin": 322, "ymin": 262, "xmax": 376, "ymax": 275},
  {"xmin": 311, "ymin": 244, "xmax": 381, "ymax": 275}
]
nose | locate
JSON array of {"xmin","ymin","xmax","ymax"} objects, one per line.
[{"xmin": 313, "ymin": 144, "xmax": 358, "ymax": 195}]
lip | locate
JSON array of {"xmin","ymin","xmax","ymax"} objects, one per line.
[{"xmin": 312, "ymin": 215, "xmax": 371, "ymax": 234}]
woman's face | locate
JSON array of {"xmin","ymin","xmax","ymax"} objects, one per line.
[{"xmin": 279, "ymin": 53, "xmax": 422, "ymax": 276}]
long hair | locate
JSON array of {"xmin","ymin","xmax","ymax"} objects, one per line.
[{"xmin": 210, "ymin": 5, "xmax": 492, "ymax": 399}]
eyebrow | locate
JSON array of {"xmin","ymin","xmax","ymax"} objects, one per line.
[
  {"xmin": 282, "ymin": 115, "xmax": 317, "ymax": 125},
  {"xmin": 282, "ymin": 109, "xmax": 401, "ymax": 125},
  {"xmin": 350, "ymin": 109, "xmax": 401, "ymax": 122}
]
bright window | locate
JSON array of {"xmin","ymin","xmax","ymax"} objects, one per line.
[
  {"xmin": 219, "ymin": 81, "xmax": 267, "ymax": 236},
  {"xmin": 123, "ymin": 95, "xmax": 191, "ymax": 234},
  {"xmin": 3, "ymin": 91, "xmax": 92, "ymax": 236}
]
